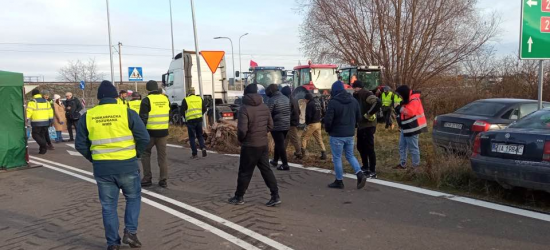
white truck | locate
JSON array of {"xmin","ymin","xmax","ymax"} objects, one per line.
[{"xmin": 162, "ymin": 51, "xmax": 239, "ymax": 124}]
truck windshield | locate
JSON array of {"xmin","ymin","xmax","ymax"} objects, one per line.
[{"xmin": 255, "ymin": 70, "xmax": 283, "ymax": 86}]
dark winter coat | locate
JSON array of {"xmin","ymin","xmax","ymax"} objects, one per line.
[
  {"xmin": 305, "ymin": 98, "xmax": 322, "ymax": 125},
  {"xmin": 324, "ymin": 90, "xmax": 361, "ymax": 137},
  {"xmin": 266, "ymin": 91, "xmax": 291, "ymax": 131},
  {"xmin": 289, "ymin": 96, "xmax": 300, "ymax": 126},
  {"xmin": 353, "ymin": 89, "xmax": 381, "ymax": 130},
  {"xmin": 238, "ymin": 93, "xmax": 274, "ymax": 147},
  {"xmin": 64, "ymin": 97, "xmax": 83, "ymax": 120}
]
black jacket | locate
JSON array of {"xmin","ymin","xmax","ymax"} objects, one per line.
[
  {"xmin": 238, "ymin": 93, "xmax": 274, "ymax": 147},
  {"xmin": 64, "ymin": 97, "xmax": 83, "ymax": 120},
  {"xmin": 180, "ymin": 94, "xmax": 207, "ymax": 123},
  {"xmin": 289, "ymin": 96, "xmax": 300, "ymax": 126},
  {"xmin": 266, "ymin": 91, "xmax": 291, "ymax": 131},
  {"xmin": 140, "ymin": 91, "xmax": 169, "ymax": 137},
  {"xmin": 324, "ymin": 90, "xmax": 361, "ymax": 137},
  {"xmin": 353, "ymin": 89, "xmax": 381, "ymax": 129},
  {"xmin": 305, "ymin": 98, "xmax": 322, "ymax": 125}
]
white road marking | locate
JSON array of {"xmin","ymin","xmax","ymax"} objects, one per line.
[
  {"xmin": 29, "ymin": 156, "xmax": 294, "ymax": 250},
  {"xmin": 66, "ymin": 144, "xmax": 75, "ymax": 149},
  {"xmin": 67, "ymin": 150, "xmax": 81, "ymax": 156},
  {"xmin": 167, "ymin": 143, "xmax": 216, "ymax": 154},
  {"xmin": 197, "ymin": 153, "xmax": 550, "ymax": 223},
  {"xmin": 28, "ymin": 159, "xmax": 262, "ymax": 250}
]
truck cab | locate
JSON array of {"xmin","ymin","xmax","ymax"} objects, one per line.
[{"xmin": 339, "ymin": 66, "xmax": 383, "ymax": 91}]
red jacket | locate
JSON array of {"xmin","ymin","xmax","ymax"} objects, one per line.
[{"xmin": 399, "ymin": 92, "xmax": 427, "ymax": 136}]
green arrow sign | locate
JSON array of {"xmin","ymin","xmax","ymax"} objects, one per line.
[{"xmin": 520, "ymin": 0, "xmax": 550, "ymax": 59}]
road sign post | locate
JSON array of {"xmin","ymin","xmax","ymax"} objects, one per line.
[
  {"xmin": 520, "ymin": 0, "xmax": 550, "ymax": 109},
  {"xmin": 128, "ymin": 67, "xmax": 143, "ymax": 92},
  {"xmin": 200, "ymin": 51, "xmax": 226, "ymax": 125}
]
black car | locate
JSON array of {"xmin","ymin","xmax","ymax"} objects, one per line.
[
  {"xmin": 471, "ymin": 109, "xmax": 550, "ymax": 192},
  {"xmin": 433, "ymin": 99, "xmax": 548, "ymax": 153}
]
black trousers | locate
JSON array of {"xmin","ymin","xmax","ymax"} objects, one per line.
[
  {"xmin": 235, "ymin": 146, "xmax": 279, "ymax": 197},
  {"xmin": 357, "ymin": 127, "xmax": 376, "ymax": 172},
  {"xmin": 271, "ymin": 130, "xmax": 288, "ymax": 165},
  {"xmin": 382, "ymin": 107, "xmax": 393, "ymax": 128},
  {"xmin": 67, "ymin": 118, "xmax": 78, "ymax": 140},
  {"xmin": 32, "ymin": 126, "xmax": 49, "ymax": 153},
  {"xmin": 45, "ymin": 128, "xmax": 52, "ymax": 146},
  {"xmin": 187, "ymin": 121, "xmax": 205, "ymax": 155}
]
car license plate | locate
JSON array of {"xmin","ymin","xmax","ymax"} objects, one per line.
[
  {"xmin": 444, "ymin": 122, "xmax": 463, "ymax": 129},
  {"xmin": 491, "ymin": 143, "xmax": 524, "ymax": 155}
]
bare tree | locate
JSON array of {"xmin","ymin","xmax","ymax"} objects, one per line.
[
  {"xmin": 299, "ymin": 0, "xmax": 499, "ymax": 89},
  {"xmin": 460, "ymin": 46, "xmax": 498, "ymax": 91},
  {"xmin": 58, "ymin": 58, "xmax": 104, "ymax": 104}
]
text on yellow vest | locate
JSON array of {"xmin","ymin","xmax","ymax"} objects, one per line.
[
  {"xmin": 129, "ymin": 100, "xmax": 142, "ymax": 114},
  {"xmin": 184, "ymin": 95, "xmax": 203, "ymax": 121},
  {"xmin": 86, "ymin": 104, "xmax": 136, "ymax": 161},
  {"xmin": 146, "ymin": 94, "xmax": 170, "ymax": 130}
]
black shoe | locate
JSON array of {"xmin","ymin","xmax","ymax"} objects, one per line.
[
  {"xmin": 107, "ymin": 245, "xmax": 120, "ymax": 250},
  {"xmin": 276, "ymin": 164, "xmax": 290, "ymax": 171},
  {"xmin": 191, "ymin": 154, "xmax": 198, "ymax": 159},
  {"xmin": 228, "ymin": 196, "xmax": 245, "ymax": 205},
  {"xmin": 357, "ymin": 171, "xmax": 367, "ymax": 189},
  {"xmin": 122, "ymin": 230, "xmax": 142, "ymax": 248},
  {"xmin": 368, "ymin": 172, "xmax": 377, "ymax": 179},
  {"xmin": 202, "ymin": 149, "xmax": 207, "ymax": 157},
  {"xmin": 361, "ymin": 167, "xmax": 370, "ymax": 175},
  {"xmin": 328, "ymin": 180, "xmax": 344, "ymax": 189},
  {"xmin": 141, "ymin": 179, "xmax": 152, "ymax": 187},
  {"xmin": 320, "ymin": 151, "xmax": 327, "ymax": 160},
  {"xmin": 266, "ymin": 195, "xmax": 281, "ymax": 207},
  {"xmin": 38, "ymin": 150, "xmax": 47, "ymax": 155},
  {"xmin": 269, "ymin": 160, "xmax": 278, "ymax": 167},
  {"xmin": 159, "ymin": 179, "xmax": 168, "ymax": 188},
  {"xmin": 68, "ymin": 139, "xmax": 74, "ymax": 142}
]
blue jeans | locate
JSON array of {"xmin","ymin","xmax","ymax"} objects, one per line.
[
  {"xmin": 95, "ymin": 171, "xmax": 141, "ymax": 246},
  {"xmin": 55, "ymin": 131, "xmax": 62, "ymax": 142},
  {"xmin": 187, "ymin": 121, "xmax": 205, "ymax": 155},
  {"xmin": 330, "ymin": 136, "xmax": 362, "ymax": 180},
  {"xmin": 399, "ymin": 132, "xmax": 420, "ymax": 167}
]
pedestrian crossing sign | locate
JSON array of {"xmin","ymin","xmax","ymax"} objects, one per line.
[{"xmin": 128, "ymin": 67, "xmax": 143, "ymax": 81}]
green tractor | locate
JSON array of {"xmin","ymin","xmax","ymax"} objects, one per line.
[{"xmin": 339, "ymin": 66, "xmax": 383, "ymax": 91}]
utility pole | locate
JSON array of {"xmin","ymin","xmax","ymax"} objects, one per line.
[
  {"xmin": 118, "ymin": 42, "xmax": 123, "ymax": 86},
  {"xmin": 105, "ymin": 0, "xmax": 115, "ymax": 86},
  {"xmin": 169, "ymin": 0, "xmax": 175, "ymax": 58},
  {"xmin": 189, "ymin": 0, "xmax": 206, "ymax": 127}
]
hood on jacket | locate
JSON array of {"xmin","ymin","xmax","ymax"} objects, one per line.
[
  {"xmin": 242, "ymin": 93, "xmax": 263, "ymax": 106},
  {"xmin": 265, "ymin": 84, "xmax": 279, "ymax": 97},
  {"xmin": 332, "ymin": 90, "xmax": 353, "ymax": 104},
  {"xmin": 244, "ymin": 84, "xmax": 258, "ymax": 95},
  {"xmin": 331, "ymin": 81, "xmax": 345, "ymax": 97}
]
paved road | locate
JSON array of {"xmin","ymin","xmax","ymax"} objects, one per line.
[{"xmin": 1, "ymin": 140, "xmax": 549, "ymax": 250}]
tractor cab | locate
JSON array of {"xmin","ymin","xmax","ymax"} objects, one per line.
[
  {"xmin": 247, "ymin": 66, "xmax": 287, "ymax": 88},
  {"xmin": 292, "ymin": 63, "xmax": 339, "ymax": 96},
  {"xmin": 339, "ymin": 66, "xmax": 383, "ymax": 91}
]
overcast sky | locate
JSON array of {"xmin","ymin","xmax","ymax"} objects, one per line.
[{"xmin": 0, "ymin": 0, "xmax": 519, "ymax": 82}]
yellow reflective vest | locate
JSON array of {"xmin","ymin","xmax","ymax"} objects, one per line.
[
  {"xmin": 27, "ymin": 94, "xmax": 54, "ymax": 127},
  {"xmin": 86, "ymin": 103, "xmax": 136, "ymax": 161},
  {"xmin": 184, "ymin": 95, "xmax": 203, "ymax": 121},
  {"xmin": 117, "ymin": 98, "xmax": 129, "ymax": 107},
  {"xmin": 382, "ymin": 92, "xmax": 394, "ymax": 107},
  {"xmin": 129, "ymin": 100, "xmax": 141, "ymax": 114},
  {"xmin": 146, "ymin": 94, "xmax": 170, "ymax": 130}
]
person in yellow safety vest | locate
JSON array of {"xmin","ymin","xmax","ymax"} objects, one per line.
[
  {"xmin": 117, "ymin": 89, "xmax": 129, "ymax": 107},
  {"xmin": 139, "ymin": 80, "xmax": 171, "ymax": 188},
  {"xmin": 381, "ymin": 86, "xmax": 398, "ymax": 130},
  {"xmin": 128, "ymin": 92, "xmax": 142, "ymax": 114},
  {"xmin": 27, "ymin": 89, "xmax": 54, "ymax": 154},
  {"xmin": 75, "ymin": 80, "xmax": 149, "ymax": 249},
  {"xmin": 180, "ymin": 87, "xmax": 208, "ymax": 159},
  {"xmin": 41, "ymin": 90, "xmax": 55, "ymax": 150}
]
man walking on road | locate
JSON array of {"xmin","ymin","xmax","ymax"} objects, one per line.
[
  {"xmin": 352, "ymin": 81, "xmax": 381, "ymax": 178},
  {"xmin": 301, "ymin": 93, "xmax": 326, "ymax": 160},
  {"xmin": 64, "ymin": 92, "xmax": 83, "ymax": 142},
  {"xmin": 281, "ymin": 86, "xmax": 302, "ymax": 159},
  {"xmin": 181, "ymin": 87, "xmax": 208, "ymax": 159},
  {"xmin": 75, "ymin": 81, "xmax": 149, "ymax": 250},
  {"xmin": 324, "ymin": 81, "xmax": 367, "ymax": 189},
  {"xmin": 266, "ymin": 84, "xmax": 291, "ymax": 171},
  {"xmin": 229, "ymin": 84, "xmax": 281, "ymax": 207},
  {"xmin": 139, "ymin": 80, "xmax": 171, "ymax": 188},
  {"xmin": 27, "ymin": 89, "xmax": 54, "ymax": 154},
  {"xmin": 393, "ymin": 85, "xmax": 428, "ymax": 170}
]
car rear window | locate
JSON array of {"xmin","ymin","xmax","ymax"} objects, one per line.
[
  {"xmin": 454, "ymin": 102, "xmax": 507, "ymax": 116},
  {"xmin": 509, "ymin": 110, "xmax": 550, "ymax": 129}
]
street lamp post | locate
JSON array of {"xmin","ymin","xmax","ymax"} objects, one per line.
[
  {"xmin": 214, "ymin": 37, "xmax": 235, "ymax": 90},
  {"xmin": 238, "ymin": 33, "xmax": 249, "ymax": 90},
  {"xmin": 169, "ymin": 0, "xmax": 175, "ymax": 58},
  {"xmin": 105, "ymin": 0, "xmax": 115, "ymax": 86},
  {"xmin": 189, "ymin": 0, "xmax": 206, "ymax": 127}
]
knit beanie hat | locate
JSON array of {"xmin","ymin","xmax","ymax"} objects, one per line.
[
  {"xmin": 97, "ymin": 80, "xmax": 118, "ymax": 100},
  {"xmin": 244, "ymin": 84, "xmax": 258, "ymax": 95},
  {"xmin": 31, "ymin": 88, "xmax": 40, "ymax": 96},
  {"xmin": 281, "ymin": 86, "xmax": 292, "ymax": 97},
  {"xmin": 395, "ymin": 85, "xmax": 411, "ymax": 103},
  {"xmin": 146, "ymin": 80, "xmax": 159, "ymax": 91},
  {"xmin": 331, "ymin": 81, "xmax": 345, "ymax": 96}
]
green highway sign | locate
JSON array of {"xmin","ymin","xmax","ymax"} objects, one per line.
[{"xmin": 520, "ymin": 0, "xmax": 550, "ymax": 59}]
